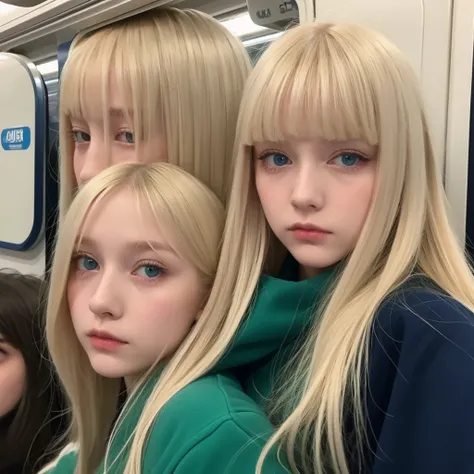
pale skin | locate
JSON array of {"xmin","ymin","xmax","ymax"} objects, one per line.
[
  {"xmin": 0, "ymin": 334, "xmax": 26, "ymax": 418},
  {"xmin": 67, "ymin": 189, "xmax": 205, "ymax": 391},
  {"xmin": 254, "ymin": 137, "xmax": 377, "ymax": 279},
  {"xmin": 70, "ymin": 75, "xmax": 167, "ymax": 186}
]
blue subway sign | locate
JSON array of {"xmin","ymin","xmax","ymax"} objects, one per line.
[{"xmin": 1, "ymin": 126, "xmax": 31, "ymax": 151}]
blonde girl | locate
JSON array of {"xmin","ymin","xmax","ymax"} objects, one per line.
[
  {"xmin": 209, "ymin": 21, "xmax": 474, "ymax": 474},
  {"xmin": 82, "ymin": 22, "xmax": 474, "ymax": 474},
  {"xmin": 40, "ymin": 162, "xmax": 289, "ymax": 474},
  {"xmin": 59, "ymin": 6, "xmax": 251, "ymax": 217}
]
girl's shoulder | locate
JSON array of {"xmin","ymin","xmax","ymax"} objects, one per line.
[
  {"xmin": 142, "ymin": 373, "xmax": 287, "ymax": 473},
  {"xmin": 374, "ymin": 277, "xmax": 474, "ymax": 343},
  {"xmin": 369, "ymin": 276, "xmax": 474, "ymax": 384},
  {"xmin": 148, "ymin": 373, "xmax": 274, "ymax": 448},
  {"xmin": 365, "ymin": 279, "xmax": 474, "ymax": 472}
]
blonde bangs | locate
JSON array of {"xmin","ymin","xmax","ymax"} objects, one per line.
[
  {"xmin": 69, "ymin": 163, "xmax": 223, "ymax": 285},
  {"xmin": 60, "ymin": 32, "xmax": 114, "ymax": 121},
  {"xmin": 242, "ymin": 24, "xmax": 379, "ymax": 146},
  {"xmin": 131, "ymin": 166, "xmax": 224, "ymax": 281},
  {"xmin": 66, "ymin": 175, "xmax": 115, "ymax": 254},
  {"xmin": 60, "ymin": 23, "xmax": 163, "ymax": 144}
]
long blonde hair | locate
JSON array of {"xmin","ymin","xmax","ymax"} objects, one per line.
[
  {"xmin": 64, "ymin": 22, "xmax": 474, "ymax": 474},
  {"xmin": 43, "ymin": 162, "xmax": 224, "ymax": 474},
  {"xmin": 59, "ymin": 7, "xmax": 251, "ymax": 216},
  {"xmin": 229, "ymin": 22, "xmax": 474, "ymax": 473}
]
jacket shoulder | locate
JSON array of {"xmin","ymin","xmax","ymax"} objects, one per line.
[
  {"xmin": 144, "ymin": 374, "xmax": 287, "ymax": 473},
  {"xmin": 366, "ymin": 287, "xmax": 474, "ymax": 473},
  {"xmin": 374, "ymin": 286, "xmax": 474, "ymax": 346}
]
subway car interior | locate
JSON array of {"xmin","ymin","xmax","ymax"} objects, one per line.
[
  {"xmin": 1, "ymin": 2, "xmax": 474, "ymax": 473},
  {"xmin": 0, "ymin": 0, "xmax": 473, "ymax": 274}
]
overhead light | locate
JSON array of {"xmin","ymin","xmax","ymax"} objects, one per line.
[
  {"xmin": 221, "ymin": 11, "xmax": 269, "ymax": 38},
  {"xmin": 32, "ymin": 13, "xmax": 274, "ymax": 78},
  {"xmin": 36, "ymin": 59, "xmax": 58, "ymax": 75},
  {"xmin": 0, "ymin": 2, "xmax": 18, "ymax": 13}
]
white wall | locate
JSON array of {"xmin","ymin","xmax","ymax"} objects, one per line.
[
  {"xmin": 0, "ymin": 241, "xmax": 45, "ymax": 276},
  {"xmin": 0, "ymin": 53, "xmax": 49, "ymax": 277}
]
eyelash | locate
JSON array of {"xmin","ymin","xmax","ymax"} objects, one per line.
[
  {"xmin": 71, "ymin": 252, "xmax": 95, "ymax": 272},
  {"xmin": 332, "ymin": 149, "xmax": 371, "ymax": 173},
  {"xmin": 115, "ymin": 130, "xmax": 135, "ymax": 145},
  {"xmin": 70, "ymin": 128, "xmax": 135, "ymax": 144},
  {"xmin": 255, "ymin": 148, "xmax": 370, "ymax": 173},
  {"xmin": 71, "ymin": 129, "xmax": 89, "ymax": 143},
  {"xmin": 255, "ymin": 149, "xmax": 285, "ymax": 173},
  {"xmin": 70, "ymin": 253, "xmax": 167, "ymax": 280},
  {"xmin": 255, "ymin": 148, "xmax": 282, "ymax": 160},
  {"xmin": 133, "ymin": 260, "xmax": 167, "ymax": 281}
]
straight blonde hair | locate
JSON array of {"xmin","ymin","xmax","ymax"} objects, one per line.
[
  {"xmin": 42, "ymin": 162, "xmax": 224, "ymax": 474},
  {"xmin": 225, "ymin": 22, "xmax": 474, "ymax": 473},
  {"xmin": 59, "ymin": 7, "xmax": 251, "ymax": 217},
  {"xmin": 65, "ymin": 22, "xmax": 474, "ymax": 474}
]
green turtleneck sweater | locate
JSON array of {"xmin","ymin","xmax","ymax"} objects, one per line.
[
  {"xmin": 215, "ymin": 256, "xmax": 335, "ymax": 408},
  {"xmin": 44, "ymin": 371, "xmax": 289, "ymax": 474}
]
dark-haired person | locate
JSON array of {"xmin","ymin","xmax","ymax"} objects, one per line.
[{"xmin": 0, "ymin": 270, "xmax": 66, "ymax": 474}]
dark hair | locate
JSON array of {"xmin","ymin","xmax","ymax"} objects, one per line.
[{"xmin": 0, "ymin": 270, "xmax": 67, "ymax": 474}]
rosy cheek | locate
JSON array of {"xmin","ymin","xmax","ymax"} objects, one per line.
[{"xmin": 67, "ymin": 277, "xmax": 86, "ymax": 309}]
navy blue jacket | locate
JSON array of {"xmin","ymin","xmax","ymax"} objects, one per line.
[
  {"xmin": 217, "ymin": 265, "xmax": 474, "ymax": 473},
  {"xmin": 364, "ymin": 286, "xmax": 474, "ymax": 473}
]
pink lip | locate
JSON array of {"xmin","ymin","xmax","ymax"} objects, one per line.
[
  {"xmin": 289, "ymin": 223, "xmax": 331, "ymax": 233},
  {"xmin": 289, "ymin": 223, "xmax": 331, "ymax": 241},
  {"xmin": 87, "ymin": 330, "xmax": 127, "ymax": 351}
]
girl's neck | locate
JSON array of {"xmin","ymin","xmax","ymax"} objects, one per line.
[{"xmin": 299, "ymin": 265, "xmax": 324, "ymax": 280}]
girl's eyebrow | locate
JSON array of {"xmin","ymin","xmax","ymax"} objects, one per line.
[
  {"xmin": 76, "ymin": 236, "xmax": 178, "ymax": 256},
  {"xmin": 108, "ymin": 107, "xmax": 134, "ymax": 118}
]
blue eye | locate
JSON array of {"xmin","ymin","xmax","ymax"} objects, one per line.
[
  {"xmin": 73, "ymin": 131, "xmax": 91, "ymax": 143},
  {"xmin": 117, "ymin": 131, "xmax": 135, "ymax": 144},
  {"xmin": 77, "ymin": 255, "xmax": 99, "ymax": 271},
  {"xmin": 332, "ymin": 153, "xmax": 364, "ymax": 167},
  {"xmin": 136, "ymin": 264, "xmax": 164, "ymax": 279},
  {"xmin": 261, "ymin": 153, "xmax": 291, "ymax": 168}
]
